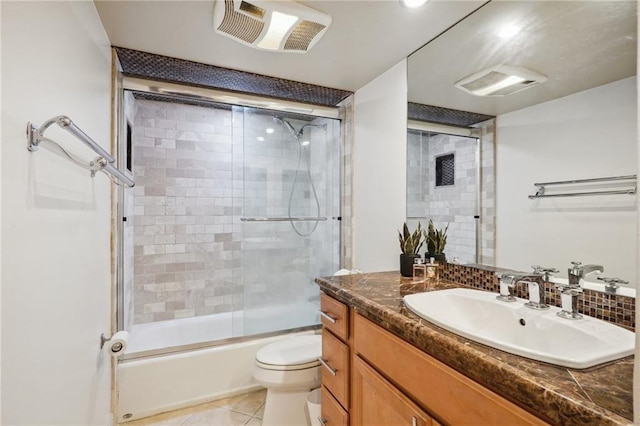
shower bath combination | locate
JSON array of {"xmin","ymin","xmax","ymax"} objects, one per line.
[{"xmin": 273, "ymin": 116, "xmax": 327, "ymax": 237}]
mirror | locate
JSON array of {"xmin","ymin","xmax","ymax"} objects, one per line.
[{"xmin": 407, "ymin": 1, "xmax": 638, "ymax": 291}]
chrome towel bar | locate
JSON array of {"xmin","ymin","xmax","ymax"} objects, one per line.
[
  {"xmin": 529, "ymin": 174, "xmax": 636, "ymax": 199},
  {"xmin": 240, "ymin": 217, "xmax": 328, "ymax": 222},
  {"xmin": 27, "ymin": 115, "xmax": 134, "ymax": 188}
]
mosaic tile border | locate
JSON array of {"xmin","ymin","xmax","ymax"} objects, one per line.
[
  {"xmin": 115, "ymin": 47, "xmax": 353, "ymax": 107},
  {"xmin": 440, "ymin": 263, "xmax": 635, "ymax": 331},
  {"xmin": 408, "ymin": 102, "xmax": 494, "ymax": 127}
]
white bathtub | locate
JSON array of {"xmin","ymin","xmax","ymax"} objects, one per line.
[
  {"xmin": 125, "ymin": 312, "xmax": 237, "ymax": 355},
  {"xmin": 118, "ymin": 305, "xmax": 320, "ymax": 422}
]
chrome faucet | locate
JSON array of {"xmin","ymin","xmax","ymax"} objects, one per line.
[
  {"xmin": 568, "ymin": 261, "xmax": 604, "ymax": 286},
  {"xmin": 496, "ymin": 268, "xmax": 549, "ymax": 310},
  {"xmin": 557, "ymin": 261, "xmax": 602, "ymax": 320}
]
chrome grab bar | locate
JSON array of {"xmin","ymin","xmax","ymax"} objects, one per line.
[
  {"xmin": 240, "ymin": 217, "xmax": 328, "ymax": 222},
  {"xmin": 319, "ymin": 310, "xmax": 337, "ymax": 323},
  {"xmin": 318, "ymin": 357, "xmax": 337, "ymax": 376}
]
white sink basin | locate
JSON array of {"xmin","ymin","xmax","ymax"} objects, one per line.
[{"xmin": 403, "ymin": 288, "xmax": 635, "ymax": 369}]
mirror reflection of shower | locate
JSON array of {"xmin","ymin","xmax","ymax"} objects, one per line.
[{"xmin": 273, "ymin": 116, "xmax": 327, "ymax": 237}]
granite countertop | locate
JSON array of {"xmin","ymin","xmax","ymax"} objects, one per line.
[{"xmin": 315, "ymin": 271, "xmax": 634, "ymax": 426}]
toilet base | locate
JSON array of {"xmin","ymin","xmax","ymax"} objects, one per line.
[{"xmin": 262, "ymin": 388, "xmax": 314, "ymax": 426}]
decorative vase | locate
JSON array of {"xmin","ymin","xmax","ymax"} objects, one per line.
[{"xmin": 400, "ymin": 254, "xmax": 421, "ymax": 277}]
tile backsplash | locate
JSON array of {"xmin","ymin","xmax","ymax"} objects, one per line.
[{"xmin": 440, "ymin": 263, "xmax": 635, "ymax": 331}]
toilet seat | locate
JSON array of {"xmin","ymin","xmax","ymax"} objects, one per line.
[{"xmin": 255, "ymin": 335, "xmax": 321, "ymax": 371}]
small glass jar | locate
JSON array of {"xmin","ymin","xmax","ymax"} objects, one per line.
[
  {"xmin": 426, "ymin": 257, "xmax": 439, "ymax": 281},
  {"xmin": 413, "ymin": 258, "xmax": 427, "ymax": 281}
]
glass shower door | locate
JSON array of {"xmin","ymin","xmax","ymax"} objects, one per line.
[
  {"xmin": 406, "ymin": 130, "xmax": 479, "ymax": 264},
  {"xmin": 238, "ymin": 107, "xmax": 341, "ymax": 337}
]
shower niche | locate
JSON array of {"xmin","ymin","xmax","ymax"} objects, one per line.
[{"xmin": 118, "ymin": 93, "xmax": 341, "ymax": 356}]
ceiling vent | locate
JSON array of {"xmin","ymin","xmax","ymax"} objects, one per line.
[
  {"xmin": 454, "ymin": 65, "xmax": 547, "ymax": 97},
  {"xmin": 213, "ymin": 0, "xmax": 332, "ymax": 53}
]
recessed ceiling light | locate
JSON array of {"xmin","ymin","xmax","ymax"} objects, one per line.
[
  {"xmin": 497, "ymin": 24, "xmax": 521, "ymax": 39},
  {"xmin": 301, "ymin": 140, "xmax": 310, "ymax": 146},
  {"xmin": 400, "ymin": 0, "xmax": 428, "ymax": 8},
  {"xmin": 257, "ymin": 136, "xmax": 265, "ymax": 142},
  {"xmin": 266, "ymin": 128, "xmax": 275, "ymax": 134}
]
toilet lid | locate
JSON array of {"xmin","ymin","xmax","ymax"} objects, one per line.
[{"xmin": 256, "ymin": 335, "xmax": 321, "ymax": 367}]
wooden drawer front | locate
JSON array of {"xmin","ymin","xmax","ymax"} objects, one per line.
[
  {"xmin": 354, "ymin": 314, "xmax": 548, "ymax": 426},
  {"xmin": 320, "ymin": 386, "xmax": 349, "ymax": 426},
  {"xmin": 320, "ymin": 293, "xmax": 348, "ymax": 341},
  {"xmin": 321, "ymin": 329, "xmax": 350, "ymax": 409},
  {"xmin": 352, "ymin": 355, "xmax": 432, "ymax": 426}
]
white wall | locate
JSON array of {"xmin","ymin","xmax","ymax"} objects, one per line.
[
  {"xmin": 352, "ymin": 61, "xmax": 407, "ymax": 272},
  {"xmin": 496, "ymin": 77, "xmax": 637, "ymax": 283},
  {"xmin": 1, "ymin": 2, "xmax": 113, "ymax": 424}
]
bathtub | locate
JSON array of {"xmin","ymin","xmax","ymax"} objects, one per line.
[{"xmin": 118, "ymin": 304, "xmax": 320, "ymax": 422}]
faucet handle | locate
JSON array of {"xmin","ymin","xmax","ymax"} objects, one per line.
[
  {"xmin": 532, "ymin": 265, "xmax": 558, "ymax": 282},
  {"xmin": 597, "ymin": 276, "xmax": 629, "ymax": 294},
  {"xmin": 597, "ymin": 276, "xmax": 628, "ymax": 285},
  {"xmin": 570, "ymin": 261, "xmax": 582, "ymax": 268}
]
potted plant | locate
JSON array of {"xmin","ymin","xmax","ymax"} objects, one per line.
[
  {"xmin": 425, "ymin": 219, "xmax": 449, "ymax": 263},
  {"xmin": 398, "ymin": 222, "xmax": 424, "ymax": 277}
]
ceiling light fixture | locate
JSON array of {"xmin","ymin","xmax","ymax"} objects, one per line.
[
  {"xmin": 455, "ymin": 65, "xmax": 547, "ymax": 97},
  {"xmin": 257, "ymin": 136, "xmax": 265, "ymax": 141},
  {"xmin": 213, "ymin": 0, "xmax": 332, "ymax": 53},
  {"xmin": 497, "ymin": 24, "xmax": 521, "ymax": 39},
  {"xmin": 400, "ymin": 0, "xmax": 428, "ymax": 8},
  {"xmin": 265, "ymin": 128, "xmax": 275, "ymax": 134}
]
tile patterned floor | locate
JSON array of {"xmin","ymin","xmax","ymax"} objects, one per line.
[{"xmin": 122, "ymin": 389, "xmax": 266, "ymax": 426}]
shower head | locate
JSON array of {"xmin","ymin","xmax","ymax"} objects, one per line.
[
  {"xmin": 300, "ymin": 123, "xmax": 327, "ymax": 133},
  {"xmin": 273, "ymin": 116, "xmax": 298, "ymax": 138}
]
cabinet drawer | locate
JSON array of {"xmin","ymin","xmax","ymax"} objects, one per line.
[
  {"xmin": 321, "ymin": 329, "xmax": 350, "ymax": 409},
  {"xmin": 320, "ymin": 293, "xmax": 348, "ymax": 341},
  {"xmin": 354, "ymin": 314, "xmax": 547, "ymax": 426},
  {"xmin": 320, "ymin": 385, "xmax": 348, "ymax": 426}
]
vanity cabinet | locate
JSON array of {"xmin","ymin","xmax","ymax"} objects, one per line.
[
  {"xmin": 320, "ymin": 291, "xmax": 548, "ymax": 426},
  {"xmin": 353, "ymin": 313, "xmax": 547, "ymax": 426}
]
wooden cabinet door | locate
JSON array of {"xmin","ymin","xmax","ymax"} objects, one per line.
[{"xmin": 352, "ymin": 355, "xmax": 432, "ymax": 426}]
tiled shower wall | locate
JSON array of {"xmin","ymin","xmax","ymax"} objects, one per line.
[
  {"xmin": 131, "ymin": 100, "xmax": 238, "ymax": 324},
  {"xmin": 129, "ymin": 98, "xmax": 340, "ymax": 325},
  {"xmin": 478, "ymin": 120, "xmax": 496, "ymax": 266},
  {"xmin": 407, "ymin": 129, "xmax": 495, "ymax": 265},
  {"xmin": 339, "ymin": 95, "xmax": 355, "ymax": 269}
]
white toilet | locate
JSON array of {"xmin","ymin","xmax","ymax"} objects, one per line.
[{"xmin": 253, "ymin": 334, "xmax": 322, "ymax": 426}]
